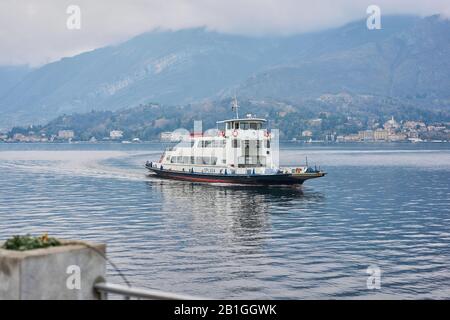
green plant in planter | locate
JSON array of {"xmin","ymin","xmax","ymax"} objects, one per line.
[{"xmin": 2, "ymin": 233, "xmax": 61, "ymax": 251}]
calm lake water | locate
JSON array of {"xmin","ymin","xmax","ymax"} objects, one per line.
[{"xmin": 1, "ymin": 142, "xmax": 449, "ymax": 299}]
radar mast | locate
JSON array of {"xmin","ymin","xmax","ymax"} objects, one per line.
[{"xmin": 231, "ymin": 94, "xmax": 239, "ymax": 119}]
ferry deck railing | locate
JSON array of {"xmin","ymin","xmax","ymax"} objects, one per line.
[{"xmin": 94, "ymin": 282, "xmax": 205, "ymax": 300}]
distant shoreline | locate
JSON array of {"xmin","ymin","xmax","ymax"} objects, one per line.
[{"xmin": 1, "ymin": 140, "xmax": 449, "ymax": 145}]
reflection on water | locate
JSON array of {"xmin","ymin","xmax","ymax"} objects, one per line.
[
  {"xmin": 0, "ymin": 143, "xmax": 449, "ymax": 299},
  {"xmin": 148, "ymin": 180, "xmax": 325, "ymax": 249}
]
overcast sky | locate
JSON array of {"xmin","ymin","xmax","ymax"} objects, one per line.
[{"xmin": 1, "ymin": 0, "xmax": 449, "ymax": 66}]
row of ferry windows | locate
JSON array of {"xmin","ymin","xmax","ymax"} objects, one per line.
[
  {"xmin": 226, "ymin": 122, "xmax": 262, "ymax": 130},
  {"xmin": 232, "ymin": 140, "xmax": 270, "ymax": 148},
  {"xmin": 179, "ymin": 140, "xmax": 269, "ymax": 148},
  {"xmin": 178, "ymin": 140, "xmax": 225, "ymax": 148},
  {"xmin": 200, "ymin": 140, "xmax": 226, "ymax": 148},
  {"xmin": 170, "ymin": 156, "xmax": 219, "ymax": 165}
]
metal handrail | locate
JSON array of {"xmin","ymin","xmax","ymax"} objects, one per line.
[{"xmin": 94, "ymin": 282, "xmax": 205, "ymax": 300}]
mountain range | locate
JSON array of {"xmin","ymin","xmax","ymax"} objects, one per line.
[{"xmin": 0, "ymin": 15, "xmax": 449, "ymax": 129}]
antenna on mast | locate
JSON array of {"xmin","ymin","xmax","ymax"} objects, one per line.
[{"xmin": 231, "ymin": 94, "xmax": 239, "ymax": 119}]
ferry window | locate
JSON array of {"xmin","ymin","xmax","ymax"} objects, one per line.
[
  {"xmin": 265, "ymin": 140, "xmax": 270, "ymax": 148},
  {"xmin": 179, "ymin": 141, "xmax": 192, "ymax": 148},
  {"xmin": 202, "ymin": 157, "xmax": 210, "ymax": 165},
  {"xmin": 201, "ymin": 140, "xmax": 212, "ymax": 148},
  {"xmin": 259, "ymin": 156, "xmax": 267, "ymax": 165},
  {"xmin": 232, "ymin": 139, "xmax": 240, "ymax": 148},
  {"xmin": 250, "ymin": 123, "xmax": 258, "ymax": 130},
  {"xmin": 211, "ymin": 140, "xmax": 225, "ymax": 147},
  {"xmin": 211, "ymin": 157, "xmax": 217, "ymax": 165},
  {"xmin": 242, "ymin": 123, "xmax": 249, "ymax": 130},
  {"xmin": 227, "ymin": 123, "xmax": 231, "ymax": 130},
  {"xmin": 176, "ymin": 156, "xmax": 182, "ymax": 163},
  {"xmin": 235, "ymin": 122, "xmax": 239, "ymax": 129},
  {"xmin": 170, "ymin": 157, "xmax": 175, "ymax": 163}
]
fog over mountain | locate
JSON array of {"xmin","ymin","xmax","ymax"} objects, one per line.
[
  {"xmin": 0, "ymin": 66, "xmax": 32, "ymax": 97},
  {"xmin": 235, "ymin": 15, "xmax": 450, "ymax": 101},
  {"xmin": 0, "ymin": 15, "xmax": 449, "ymax": 129}
]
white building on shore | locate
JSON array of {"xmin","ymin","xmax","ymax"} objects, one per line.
[
  {"xmin": 58, "ymin": 130, "xmax": 74, "ymax": 140},
  {"xmin": 110, "ymin": 130, "xmax": 124, "ymax": 140}
]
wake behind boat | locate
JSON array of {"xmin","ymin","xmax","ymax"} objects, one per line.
[{"xmin": 146, "ymin": 100, "xmax": 326, "ymax": 185}]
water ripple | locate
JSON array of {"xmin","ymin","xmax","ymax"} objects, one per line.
[{"xmin": 0, "ymin": 143, "xmax": 449, "ymax": 299}]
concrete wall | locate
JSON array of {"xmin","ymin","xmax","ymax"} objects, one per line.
[{"xmin": 0, "ymin": 240, "xmax": 106, "ymax": 300}]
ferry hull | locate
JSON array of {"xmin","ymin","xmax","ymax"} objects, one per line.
[{"xmin": 146, "ymin": 165, "xmax": 325, "ymax": 185}]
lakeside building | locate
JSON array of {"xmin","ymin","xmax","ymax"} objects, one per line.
[
  {"xmin": 335, "ymin": 116, "xmax": 435, "ymax": 142},
  {"xmin": 358, "ymin": 130, "xmax": 375, "ymax": 141},
  {"xmin": 343, "ymin": 134, "xmax": 360, "ymax": 142},
  {"xmin": 338, "ymin": 127, "xmax": 409, "ymax": 143},
  {"xmin": 13, "ymin": 133, "xmax": 27, "ymax": 142},
  {"xmin": 160, "ymin": 132, "xmax": 173, "ymax": 141},
  {"xmin": 308, "ymin": 119, "xmax": 323, "ymax": 127},
  {"xmin": 110, "ymin": 130, "xmax": 124, "ymax": 140},
  {"xmin": 336, "ymin": 135, "xmax": 345, "ymax": 142},
  {"xmin": 58, "ymin": 130, "xmax": 75, "ymax": 140},
  {"xmin": 427, "ymin": 124, "xmax": 447, "ymax": 132},
  {"xmin": 324, "ymin": 133, "xmax": 336, "ymax": 142},
  {"xmin": 403, "ymin": 121, "xmax": 426, "ymax": 130},
  {"xmin": 406, "ymin": 131, "xmax": 419, "ymax": 139},
  {"xmin": 11, "ymin": 133, "xmax": 47, "ymax": 142},
  {"xmin": 160, "ymin": 131, "xmax": 189, "ymax": 142},
  {"xmin": 374, "ymin": 129, "xmax": 389, "ymax": 141},
  {"xmin": 384, "ymin": 116, "xmax": 400, "ymax": 132},
  {"xmin": 389, "ymin": 133, "xmax": 408, "ymax": 141},
  {"xmin": 302, "ymin": 130, "xmax": 313, "ymax": 137}
]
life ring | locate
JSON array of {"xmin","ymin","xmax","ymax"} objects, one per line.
[
  {"xmin": 295, "ymin": 168, "xmax": 302, "ymax": 174},
  {"xmin": 232, "ymin": 130, "xmax": 239, "ymax": 137},
  {"xmin": 218, "ymin": 130, "xmax": 225, "ymax": 137}
]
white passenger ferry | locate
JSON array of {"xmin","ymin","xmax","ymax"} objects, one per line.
[{"xmin": 146, "ymin": 101, "xmax": 325, "ymax": 185}]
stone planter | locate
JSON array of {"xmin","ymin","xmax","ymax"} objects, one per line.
[{"xmin": 0, "ymin": 240, "xmax": 106, "ymax": 300}]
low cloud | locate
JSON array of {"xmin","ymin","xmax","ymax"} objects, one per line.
[{"xmin": 0, "ymin": 0, "xmax": 449, "ymax": 66}]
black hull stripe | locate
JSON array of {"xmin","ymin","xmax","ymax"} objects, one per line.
[{"xmin": 146, "ymin": 166, "xmax": 313, "ymax": 185}]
